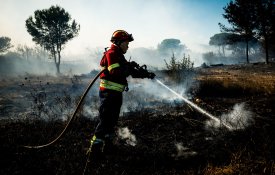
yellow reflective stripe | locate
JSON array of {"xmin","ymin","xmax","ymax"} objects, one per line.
[
  {"xmin": 90, "ymin": 135, "xmax": 104, "ymax": 146},
  {"xmin": 101, "ymin": 66, "xmax": 106, "ymax": 70},
  {"xmin": 90, "ymin": 135, "xmax": 97, "ymax": 144},
  {"xmin": 92, "ymin": 135, "xmax": 97, "ymax": 141},
  {"xmin": 100, "ymin": 79, "xmax": 125, "ymax": 92},
  {"xmin": 108, "ymin": 63, "xmax": 120, "ymax": 71}
]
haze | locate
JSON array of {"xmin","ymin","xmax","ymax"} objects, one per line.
[{"xmin": 1, "ymin": 0, "xmax": 230, "ymax": 66}]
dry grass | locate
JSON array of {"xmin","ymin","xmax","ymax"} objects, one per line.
[
  {"xmin": 204, "ymin": 151, "xmax": 275, "ymax": 175},
  {"xmin": 195, "ymin": 64, "xmax": 275, "ymax": 95},
  {"xmin": 195, "ymin": 63, "xmax": 275, "ymax": 175}
]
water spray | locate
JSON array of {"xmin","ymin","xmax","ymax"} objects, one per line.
[{"xmin": 155, "ymin": 79, "xmax": 232, "ymax": 130}]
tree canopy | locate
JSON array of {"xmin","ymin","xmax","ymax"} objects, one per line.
[
  {"xmin": 157, "ymin": 38, "xmax": 187, "ymax": 57},
  {"xmin": 220, "ymin": 0, "xmax": 275, "ymax": 63},
  {"xmin": 209, "ymin": 32, "xmax": 259, "ymax": 57},
  {"xmin": 26, "ymin": 5, "xmax": 80, "ymax": 74},
  {"xmin": 219, "ymin": 0, "xmax": 257, "ymax": 63},
  {"xmin": 253, "ymin": 0, "xmax": 275, "ymax": 63},
  {"xmin": 0, "ymin": 36, "xmax": 13, "ymax": 53},
  {"xmin": 209, "ymin": 33, "xmax": 233, "ymax": 56}
]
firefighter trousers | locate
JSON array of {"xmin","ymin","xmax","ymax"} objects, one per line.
[{"xmin": 94, "ymin": 90, "xmax": 122, "ymax": 140}]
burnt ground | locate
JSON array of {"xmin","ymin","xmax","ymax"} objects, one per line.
[{"xmin": 1, "ymin": 63, "xmax": 275, "ymax": 175}]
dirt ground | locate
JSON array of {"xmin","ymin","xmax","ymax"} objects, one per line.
[{"xmin": 0, "ymin": 63, "xmax": 275, "ymax": 175}]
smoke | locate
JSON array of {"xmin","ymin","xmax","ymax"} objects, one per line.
[
  {"xmin": 205, "ymin": 103, "xmax": 254, "ymax": 131},
  {"xmin": 128, "ymin": 78, "xmax": 254, "ymax": 132},
  {"xmin": 126, "ymin": 46, "xmax": 204, "ymax": 68},
  {"xmin": 121, "ymin": 77, "xmax": 194, "ymax": 114},
  {"xmin": 0, "ymin": 39, "xmax": 206, "ymax": 78},
  {"xmin": 172, "ymin": 143, "xmax": 197, "ymax": 159},
  {"xmin": 83, "ymin": 105, "xmax": 98, "ymax": 120},
  {"xmin": 0, "ymin": 50, "xmax": 96, "ymax": 78},
  {"xmin": 117, "ymin": 127, "xmax": 137, "ymax": 146}
]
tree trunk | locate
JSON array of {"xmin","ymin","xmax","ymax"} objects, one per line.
[
  {"xmin": 56, "ymin": 62, "xmax": 60, "ymax": 75},
  {"xmin": 246, "ymin": 39, "xmax": 249, "ymax": 64},
  {"xmin": 222, "ymin": 45, "xmax": 225, "ymax": 57},
  {"xmin": 53, "ymin": 54, "xmax": 58, "ymax": 74},
  {"xmin": 56, "ymin": 51, "xmax": 61, "ymax": 75},
  {"xmin": 264, "ymin": 34, "xmax": 269, "ymax": 64},
  {"xmin": 53, "ymin": 50, "xmax": 60, "ymax": 75}
]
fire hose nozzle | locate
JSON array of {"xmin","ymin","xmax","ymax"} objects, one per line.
[
  {"xmin": 129, "ymin": 62, "xmax": 156, "ymax": 79},
  {"xmin": 148, "ymin": 72, "xmax": 156, "ymax": 79}
]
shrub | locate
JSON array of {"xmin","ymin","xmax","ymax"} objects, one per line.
[{"xmin": 164, "ymin": 53, "xmax": 194, "ymax": 83}]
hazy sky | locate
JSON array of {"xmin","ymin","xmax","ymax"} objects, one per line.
[{"xmin": 0, "ymin": 0, "xmax": 230, "ymax": 57}]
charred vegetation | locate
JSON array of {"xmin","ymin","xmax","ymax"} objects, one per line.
[{"xmin": 0, "ymin": 63, "xmax": 275, "ymax": 174}]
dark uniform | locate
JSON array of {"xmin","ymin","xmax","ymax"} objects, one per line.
[
  {"xmin": 89, "ymin": 30, "xmax": 155, "ymax": 156},
  {"xmin": 95, "ymin": 44, "xmax": 128, "ymax": 142}
]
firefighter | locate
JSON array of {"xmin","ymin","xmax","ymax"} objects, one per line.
[{"xmin": 89, "ymin": 30, "xmax": 155, "ymax": 158}]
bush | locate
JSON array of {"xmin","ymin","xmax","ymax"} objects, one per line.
[{"xmin": 164, "ymin": 53, "xmax": 194, "ymax": 83}]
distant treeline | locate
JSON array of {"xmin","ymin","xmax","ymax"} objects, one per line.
[{"xmin": 0, "ymin": 54, "xmax": 91, "ymax": 77}]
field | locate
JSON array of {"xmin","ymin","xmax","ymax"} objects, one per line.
[{"xmin": 1, "ymin": 63, "xmax": 275, "ymax": 175}]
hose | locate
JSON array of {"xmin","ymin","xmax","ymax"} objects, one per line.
[{"xmin": 24, "ymin": 69, "xmax": 106, "ymax": 149}]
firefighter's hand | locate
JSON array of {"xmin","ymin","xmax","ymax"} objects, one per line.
[
  {"xmin": 129, "ymin": 61, "xmax": 139, "ymax": 68},
  {"xmin": 147, "ymin": 72, "xmax": 156, "ymax": 79}
]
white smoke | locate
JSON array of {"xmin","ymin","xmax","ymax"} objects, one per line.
[
  {"xmin": 172, "ymin": 143, "xmax": 197, "ymax": 159},
  {"xmin": 121, "ymin": 78, "xmax": 192, "ymax": 114},
  {"xmin": 117, "ymin": 127, "xmax": 137, "ymax": 146},
  {"xmin": 205, "ymin": 103, "xmax": 254, "ymax": 131},
  {"xmin": 83, "ymin": 105, "xmax": 98, "ymax": 120}
]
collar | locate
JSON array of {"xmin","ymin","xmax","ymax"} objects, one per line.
[{"xmin": 110, "ymin": 44, "xmax": 123, "ymax": 54}]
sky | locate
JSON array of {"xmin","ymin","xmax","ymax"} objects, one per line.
[{"xmin": 0, "ymin": 0, "xmax": 230, "ymax": 60}]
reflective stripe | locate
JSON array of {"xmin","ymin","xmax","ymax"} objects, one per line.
[
  {"xmin": 108, "ymin": 63, "xmax": 120, "ymax": 71},
  {"xmin": 90, "ymin": 135, "xmax": 104, "ymax": 143},
  {"xmin": 90, "ymin": 135, "xmax": 97, "ymax": 144},
  {"xmin": 101, "ymin": 66, "xmax": 106, "ymax": 70},
  {"xmin": 100, "ymin": 79, "xmax": 125, "ymax": 92}
]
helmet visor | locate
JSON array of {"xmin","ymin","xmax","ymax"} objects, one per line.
[{"xmin": 128, "ymin": 34, "xmax": 134, "ymax": 42}]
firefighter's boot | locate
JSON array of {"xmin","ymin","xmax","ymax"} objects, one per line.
[
  {"xmin": 87, "ymin": 135, "xmax": 105, "ymax": 163},
  {"xmin": 102, "ymin": 134, "xmax": 118, "ymax": 154}
]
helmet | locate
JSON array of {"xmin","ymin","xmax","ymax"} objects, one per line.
[{"xmin": 110, "ymin": 30, "xmax": 134, "ymax": 44}]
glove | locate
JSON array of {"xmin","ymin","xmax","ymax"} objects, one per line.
[
  {"xmin": 147, "ymin": 72, "xmax": 156, "ymax": 79},
  {"xmin": 129, "ymin": 61, "xmax": 139, "ymax": 68},
  {"xmin": 136, "ymin": 70, "xmax": 155, "ymax": 79},
  {"xmin": 127, "ymin": 62, "xmax": 156, "ymax": 79}
]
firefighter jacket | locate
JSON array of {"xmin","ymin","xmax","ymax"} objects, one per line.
[{"xmin": 99, "ymin": 44, "xmax": 129, "ymax": 92}]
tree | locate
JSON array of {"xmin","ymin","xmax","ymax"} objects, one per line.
[
  {"xmin": 209, "ymin": 33, "xmax": 233, "ymax": 56},
  {"xmin": 270, "ymin": 1, "xmax": 275, "ymax": 58},
  {"xmin": 157, "ymin": 39, "xmax": 187, "ymax": 58},
  {"xmin": 254, "ymin": 0, "xmax": 274, "ymax": 63},
  {"xmin": 26, "ymin": 5, "xmax": 80, "ymax": 74},
  {"xmin": 0, "ymin": 36, "xmax": 13, "ymax": 53},
  {"xmin": 219, "ymin": 0, "xmax": 257, "ymax": 63},
  {"xmin": 228, "ymin": 34, "xmax": 260, "ymax": 56},
  {"xmin": 16, "ymin": 45, "xmax": 49, "ymax": 61},
  {"xmin": 270, "ymin": 21, "xmax": 275, "ymax": 58}
]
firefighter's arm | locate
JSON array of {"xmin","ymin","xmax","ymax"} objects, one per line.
[{"xmin": 106, "ymin": 52, "xmax": 129, "ymax": 77}]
